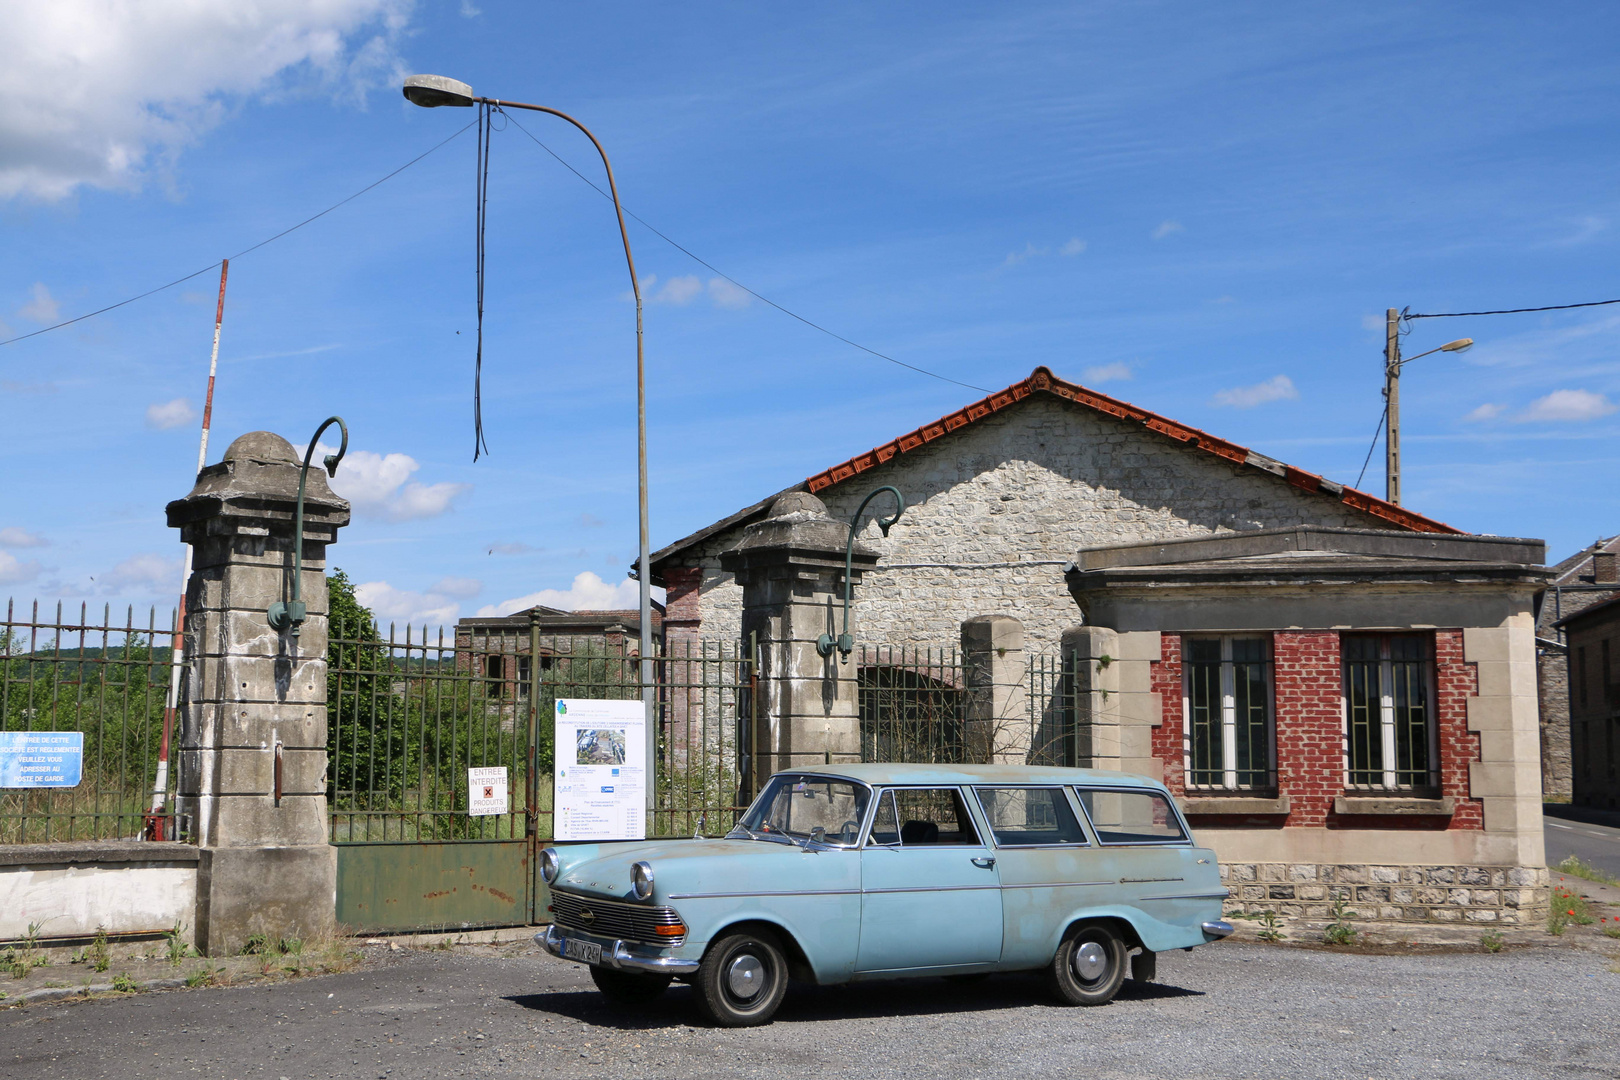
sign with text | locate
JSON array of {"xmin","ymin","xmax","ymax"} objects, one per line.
[
  {"xmin": 554, "ymin": 698, "xmax": 645, "ymax": 841},
  {"xmin": 467, "ymin": 766, "xmax": 509, "ymax": 817},
  {"xmin": 0, "ymin": 732, "xmax": 83, "ymax": 788}
]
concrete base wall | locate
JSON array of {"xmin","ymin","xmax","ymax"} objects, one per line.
[
  {"xmin": 197, "ymin": 845, "xmax": 336, "ymax": 957},
  {"xmin": 1220, "ymin": 861, "xmax": 1549, "ymax": 925},
  {"xmin": 0, "ymin": 843, "xmax": 199, "ymax": 943}
]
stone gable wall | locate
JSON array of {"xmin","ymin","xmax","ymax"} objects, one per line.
[{"xmin": 674, "ymin": 395, "xmax": 1385, "ymax": 657}]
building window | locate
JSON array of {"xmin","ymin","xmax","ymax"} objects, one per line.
[
  {"xmin": 1343, "ymin": 634, "xmax": 1436, "ymax": 791},
  {"xmin": 485, "ymin": 654, "xmax": 505, "ymax": 698},
  {"xmin": 1183, "ymin": 636, "xmax": 1272, "ymax": 791}
]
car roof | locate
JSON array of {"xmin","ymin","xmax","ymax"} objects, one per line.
[{"xmin": 778, "ymin": 762, "xmax": 1164, "ymax": 789}]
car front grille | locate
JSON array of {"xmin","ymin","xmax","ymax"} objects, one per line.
[{"xmin": 550, "ymin": 890, "xmax": 685, "ymax": 945}]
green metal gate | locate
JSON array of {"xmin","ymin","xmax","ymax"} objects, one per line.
[{"xmin": 328, "ymin": 614, "xmax": 752, "ymax": 934}]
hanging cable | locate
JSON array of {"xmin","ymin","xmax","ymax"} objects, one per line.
[
  {"xmin": 1353, "ymin": 403, "xmax": 1388, "ymax": 492},
  {"xmin": 472, "ymin": 102, "xmax": 493, "ymax": 460},
  {"xmin": 1407, "ymin": 297, "xmax": 1620, "ymax": 320}
]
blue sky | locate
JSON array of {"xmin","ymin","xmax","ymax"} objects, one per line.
[{"xmin": 4, "ymin": 2, "xmax": 1619, "ymax": 630}]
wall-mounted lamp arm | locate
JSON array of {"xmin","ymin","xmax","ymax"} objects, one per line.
[
  {"xmin": 818, "ymin": 485, "xmax": 905, "ymax": 662},
  {"xmin": 268, "ymin": 416, "xmax": 348, "ymax": 638}
]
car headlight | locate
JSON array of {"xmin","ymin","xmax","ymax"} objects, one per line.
[
  {"xmin": 539, "ymin": 847, "xmax": 560, "ymax": 884},
  {"xmin": 631, "ymin": 860, "xmax": 654, "ymax": 901}
]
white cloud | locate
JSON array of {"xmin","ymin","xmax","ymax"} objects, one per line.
[
  {"xmin": 322, "ymin": 446, "xmax": 472, "ymax": 522},
  {"xmin": 1463, "ymin": 403, "xmax": 1505, "ymax": 423},
  {"xmin": 707, "ymin": 278, "xmax": 753, "ymax": 310},
  {"xmin": 145, "ymin": 397, "xmax": 197, "ymax": 430},
  {"xmin": 577, "ymin": 514, "xmax": 605, "ymax": 529},
  {"xmin": 355, "ymin": 581, "xmax": 460, "ymax": 630},
  {"xmin": 1152, "ymin": 220, "xmax": 1184, "ymax": 240},
  {"xmin": 458, "ymin": 0, "xmax": 481, "ymax": 15},
  {"xmin": 0, "ymin": 551, "xmax": 44, "ymax": 586},
  {"xmin": 1059, "ymin": 238, "xmax": 1086, "ymax": 256},
  {"xmin": 476, "ymin": 571, "xmax": 662, "ymax": 617},
  {"xmin": 102, "ymin": 552, "xmax": 182, "ymax": 593},
  {"xmin": 1000, "ymin": 243, "xmax": 1048, "ymax": 269},
  {"xmin": 430, "ymin": 576, "xmax": 482, "ymax": 599},
  {"xmin": 1082, "ymin": 362, "xmax": 1132, "ymax": 385},
  {"xmin": 0, "ymin": 528, "xmax": 47, "ymax": 548},
  {"xmin": 17, "ymin": 283, "xmax": 59, "ymax": 322},
  {"xmin": 653, "ymin": 275, "xmax": 703, "ymax": 305},
  {"xmin": 1517, "ymin": 389, "xmax": 1618, "ymax": 423},
  {"xmin": 1361, "ymin": 313, "xmax": 1386, "ymax": 332},
  {"xmin": 1212, "ymin": 374, "xmax": 1299, "ymax": 409},
  {"xmin": 0, "ymin": 0, "xmax": 412, "ymax": 201}
]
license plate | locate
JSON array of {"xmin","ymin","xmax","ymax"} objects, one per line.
[{"xmin": 563, "ymin": 938, "xmax": 602, "ymax": 965}]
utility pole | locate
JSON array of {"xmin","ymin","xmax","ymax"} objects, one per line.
[{"xmin": 1383, "ymin": 307, "xmax": 1401, "ymax": 505}]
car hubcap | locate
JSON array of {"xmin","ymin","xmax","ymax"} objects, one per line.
[
  {"xmin": 727, "ymin": 954, "xmax": 765, "ymax": 999},
  {"xmin": 1073, "ymin": 941, "xmax": 1107, "ymax": 983}
]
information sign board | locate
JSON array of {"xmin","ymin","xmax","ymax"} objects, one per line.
[
  {"xmin": 0, "ymin": 731, "xmax": 83, "ymax": 788},
  {"xmin": 467, "ymin": 766, "xmax": 509, "ymax": 817},
  {"xmin": 553, "ymin": 698, "xmax": 645, "ymax": 841}
]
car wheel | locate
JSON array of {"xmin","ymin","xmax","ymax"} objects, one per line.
[
  {"xmin": 694, "ymin": 930, "xmax": 789, "ymax": 1027},
  {"xmin": 590, "ymin": 966, "xmax": 672, "ymax": 1005},
  {"xmin": 1047, "ymin": 923, "xmax": 1127, "ymax": 1006}
]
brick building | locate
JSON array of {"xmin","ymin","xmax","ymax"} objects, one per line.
[
  {"xmin": 1556, "ymin": 593, "xmax": 1620, "ymax": 811},
  {"xmin": 453, "ymin": 605, "xmax": 663, "ymax": 703},
  {"xmin": 1534, "ymin": 537, "xmax": 1620, "ymax": 800},
  {"xmin": 1067, "ymin": 526, "xmax": 1549, "ymax": 923}
]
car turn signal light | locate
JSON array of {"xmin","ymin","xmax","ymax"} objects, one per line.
[{"xmin": 655, "ymin": 923, "xmax": 687, "ymax": 937}]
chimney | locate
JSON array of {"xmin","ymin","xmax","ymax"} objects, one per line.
[{"xmin": 1593, "ymin": 551, "xmax": 1618, "ymax": 585}]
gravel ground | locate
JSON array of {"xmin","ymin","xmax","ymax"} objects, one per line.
[{"xmin": 1, "ymin": 939, "xmax": 1617, "ymax": 1080}]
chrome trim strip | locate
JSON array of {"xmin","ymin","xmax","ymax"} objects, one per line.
[
  {"xmin": 1119, "ymin": 876, "xmax": 1185, "ymax": 884},
  {"xmin": 862, "ymin": 883, "xmax": 1001, "ymax": 894},
  {"xmin": 666, "ymin": 888, "xmax": 862, "ymax": 900},
  {"xmin": 1139, "ymin": 891, "xmax": 1231, "ymax": 901},
  {"xmin": 1000, "ymin": 880, "xmax": 1113, "ymax": 889},
  {"xmin": 537, "ymin": 925, "xmax": 700, "ymax": 976}
]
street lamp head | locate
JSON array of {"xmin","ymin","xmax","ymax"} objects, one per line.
[
  {"xmin": 1440, "ymin": 338, "xmax": 1474, "ymax": 353},
  {"xmin": 403, "ymin": 74, "xmax": 475, "ymax": 108}
]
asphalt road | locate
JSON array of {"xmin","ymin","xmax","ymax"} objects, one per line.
[
  {"xmin": 1545, "ymin": 815, "xmax": 1620, "ymax": 880},
  {"xmin": 3, "ymin": 940, "xmax": 1617, "ymax": 1080}
]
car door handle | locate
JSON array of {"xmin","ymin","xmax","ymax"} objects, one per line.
[{"xmin": 971, "ymin": 857, "xmax": 996, "ymax": 869}]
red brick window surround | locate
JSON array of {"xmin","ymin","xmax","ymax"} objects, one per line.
[
  {"xmin": 1181, "ymin": 635, "xmax": 1275, "ymax": 793},
  {"xmin": 1343, "ymin": 633, "xmax": 1440, "ymax": 792}
]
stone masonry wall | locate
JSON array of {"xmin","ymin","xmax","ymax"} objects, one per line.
[
  {"xmin": 1221, "ymin": 862, "xmax": 1550, "ymax": 925},
  {"xmin": 679, "ymin": 396, "xmax": 1383, "ymax": 657}
]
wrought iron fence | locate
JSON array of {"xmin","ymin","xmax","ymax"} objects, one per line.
[
  {"xmin": 857, "ymin": 643, "xmax": 967, "ymax": 763},
  {"xmin": 1, "ymin": 600, "xmax": 177, "ymax": 843},
  {"xmin": 1026, "ymin": 651, "xmax": 1078, "ymax": 766},
  {"xmin": 329, "ymin": 617, "xmax": 752, "ymax": 843}
]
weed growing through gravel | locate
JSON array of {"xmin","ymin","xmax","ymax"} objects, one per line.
[
  {"xmin": 185, "ymin": 965, "xmax": 221, "ymax": 988},
  {"xmin": 89, "ymin": 927, "xmax": 110, "ymax": 973},
  {"xmin": 1480, "ymin": 931, "xmax": 1504, "ymax": 953},
  {"xmin": 1257, "ymin": 910, "xmax": 1286, "ymax": 943},
  {"xmin": 165, "ymin": 923, "xmax": 195, "ymax": 965},
  {"xmin": 110, "ymin": 972, "xmax": 138, "ymax": 993},
  {"xmin": 1324, "ymin": 897, "xmax": 1358, "ymax": 946},
  {"xmin": 1555, "ymin": 855, "xmax": 1620, "ymax": 887},
  {"xmin": 1548, "ymin": 883, "xmax": 1595, "ymax": 935}
]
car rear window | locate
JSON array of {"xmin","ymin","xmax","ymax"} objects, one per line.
[
  {"xmin": 974, "ymin": 787, "xmax": 1088, "ymax": 846},
  {"xmin": 1073, "ymin": 788, "xmax": 1188, "ymax": 845}
]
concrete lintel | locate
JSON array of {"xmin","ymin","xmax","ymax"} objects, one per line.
[{"xmin": 0, "ymin": 841, "xmax": 200, "ymax": 868}]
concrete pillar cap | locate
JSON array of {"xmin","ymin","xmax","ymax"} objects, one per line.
[{"xmin": 222, "ymin": 431, "xmax": 298, "ymax": 464}]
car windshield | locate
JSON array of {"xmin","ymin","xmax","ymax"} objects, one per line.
[{"xmin": 731, "ymin": 775, "xmax": 871, "ymax": 848}]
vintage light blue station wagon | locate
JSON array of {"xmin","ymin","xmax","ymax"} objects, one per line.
[{"xmin": 537, "ymin": 763, "xmax": 1232, "ymax": 1025}]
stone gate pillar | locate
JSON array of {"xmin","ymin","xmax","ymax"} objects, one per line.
[
  {"xmin": 720, "ymin": 492, "xmax": 878, "ymax": 783},
  {"xmin": 166, "ymin": 431, "xmax": 350, "ymax": 956},
  {"xmin": 962, "ymin": 615, "xmax": 1027, "ymax": 763}
]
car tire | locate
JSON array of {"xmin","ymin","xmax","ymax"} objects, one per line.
[
  {"xmin": 1047, "ymin": 923, "xmax": 1127, "ymax": 1006},
  {"xmin": 590, "ymin": 966, "xmax": 672, "ymax": 1005},
  {"xmin": 694, "ymin": 929, "xmax": 789, "ymax": 1027}
]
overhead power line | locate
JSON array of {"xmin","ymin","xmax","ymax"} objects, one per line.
[
  {"xmin": 0, "ymin": 120, "xmax": 477, "ymax": 350},
  {"xmin": 495, "ymin": 108, "xmax": 992, "ymax": 395},
  {"xmin": 1407, "ymin": 297, "xmax": 1620, "ymax": 320}
]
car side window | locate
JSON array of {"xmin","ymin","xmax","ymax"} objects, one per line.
[
  {"xmin": 885, "ymin": 787, "xmax": 981, "ymax": 846},
  {"xmin": 867, "ymin": 790, "xmax": 900, "ymax": 845},
  {"xmin": 975, "ymin": 787, "xmax": 1089, "ymax": 846},
  {"xmin": 1074, "ymin": 788, "xmax": 1189, "ymax": 845}
]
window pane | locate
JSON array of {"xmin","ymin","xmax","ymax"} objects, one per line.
[
  {"xmin": 890, "ymin": 788, "xmax": 980, "ymax": 846},
  {"xmin": 1233, "ymin": 657, "xmax": 1269, "ymax": 787},
  {"xmin": 740, "ymin": 775, "xmax": 871, "ymax": 847},
  {"xmin": 975, "ymin": 787, "xmax": 1087, "ymax": 846},
  {"xmin": 1390, "ymin": 639, "xmax": 1430, "ymax": 786},
  {"xmin": 1186, "ymin": 647, "xmax": 1221, "ymax": 786},
  {"xmin": 1343, "ymin": 636, "xmax": 1380, "ymax": 663},
  {"xmin": 1344, "ymin": 639, "xmax": 1381, "ymax": 785},
  {"xmin": 1230, "ymin": 637, "xmax": 1266, "ymax": 665},
  {"xmin": 1075, "ymin": 789, "xmax": 1187, "ymax": 844},
  {"xmin": 1187, "ymin": 638, "xmax": 1222, "ymax": 664},
  {"xmin": 868, "ymin": 790, "xmax": 899, "ymax": 846}
]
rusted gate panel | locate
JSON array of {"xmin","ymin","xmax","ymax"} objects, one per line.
[{"xmin": 336, "ymin": 840, "xmax": 530, "ymax": 933}]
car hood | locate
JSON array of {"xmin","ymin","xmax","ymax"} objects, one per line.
[{"xmin": 549, "ymin": 837, "xmax": 839, "ymax": 902}]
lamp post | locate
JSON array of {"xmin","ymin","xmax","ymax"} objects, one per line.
[
  {"xmin": 1382, "ymin": 306, "xmax": 1472, "ymax": 505},
  {"xmin": 403, "ymin": 74, "xmax": 656, "ymax": 805}
]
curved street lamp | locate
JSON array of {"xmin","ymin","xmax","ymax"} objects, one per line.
[
  {"xmin": 1382, "ymin": 305, "xmax": 1474, "ymax": 504},
  {"xmin": 817, "ymin": 486, "xmax": 905, "ymax": 663},
  {"xmin": 402, "ymin": 74, "xmax": 656, "ymax": 787},
  {"xmin": 268, "ymin": 416, "xmax": 348, "ymax": 639}
]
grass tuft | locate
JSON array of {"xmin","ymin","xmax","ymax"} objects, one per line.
[{"xmin": 1554, "ymin": 855, "xmax": 1620, "ymax": 888}]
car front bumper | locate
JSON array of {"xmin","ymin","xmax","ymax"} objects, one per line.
[{"xmin": 537, "ymin": 924, "xmax": 701, "ymax": 976}]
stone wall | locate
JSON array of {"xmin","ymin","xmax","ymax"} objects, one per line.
[
  {"xmin": 678, "ymin": 396, "xmax": 1384, "ymax": 656},
  {"xmin": 1221, "ymin": 862, "xmax": 1549, "ymax": 925}
]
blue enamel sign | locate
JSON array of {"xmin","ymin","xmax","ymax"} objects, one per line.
[{"xmin": 0, "ymin": 732, "xmax": 83, "ymax": 788}]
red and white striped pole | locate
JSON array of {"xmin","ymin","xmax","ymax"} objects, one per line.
[{"xmin": 147, "ymin": 259, "xmax": 229, "ymax": 838}]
